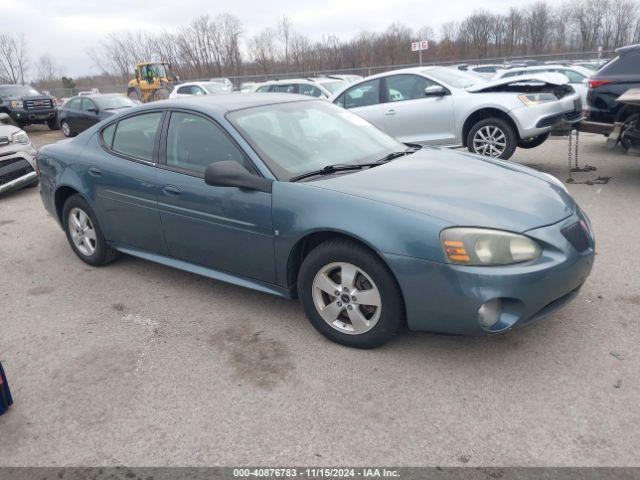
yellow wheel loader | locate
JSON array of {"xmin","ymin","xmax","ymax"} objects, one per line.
[{"xmin": 127, "ymin": 62, "xmax": 177, "ymax": 103}]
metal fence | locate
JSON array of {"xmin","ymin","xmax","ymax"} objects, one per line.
[{"xmin": 47, "ymin": 49, "xmax": 613, "ymax": 99}]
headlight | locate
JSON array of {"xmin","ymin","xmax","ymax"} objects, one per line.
[
  {"xmin": 11, "ymin": 129, "xmax": 30, "ymax": 144},
  {"xmin": 11, "ymin": 100, "xmax": 22, "ymax": 108},
  {"xmin": 518, "ymin": 93, "xmax": 557, "ymax": 106},
  {"xmin": 441, "ymin": 228, "xmax": 542, "ymax": 266}
]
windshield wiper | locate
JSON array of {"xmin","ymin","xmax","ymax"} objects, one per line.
[
  {"xmin": 289, "ymin": 147, "xmax": 419, "ymax": 182},
  {"xmin": 290, "ymin": 163, "xmax": 377, "ymax": 182}
]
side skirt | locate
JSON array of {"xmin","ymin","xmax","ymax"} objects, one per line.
[{"xmin": 110, "ymin": 243, "xmax": 292, "ymax": 299}]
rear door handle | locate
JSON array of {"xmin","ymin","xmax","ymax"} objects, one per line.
[
  {"xmin": 385, "ymin": 108, "xmax": 396, "ymax": 116},
  {"xmin": 162, "ymin": 185, "xmax": 183, "ymax": 196},
  {"xmin": 88, "ymin": 166, "xmax": 102, "ymax": 177}
]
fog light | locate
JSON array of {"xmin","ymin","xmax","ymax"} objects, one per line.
[{"xmin": 478, "ymin": 299, "xmax": 502, "ymax": 329}]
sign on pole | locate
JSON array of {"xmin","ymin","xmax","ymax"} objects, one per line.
[{"xmin": 411, "ymin": 40, "xmax": 429, "ymax": 66}]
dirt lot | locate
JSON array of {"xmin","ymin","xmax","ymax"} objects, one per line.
[{"xmin": 1, "ymin": 126, "xmax": 639, "ymax": 466}]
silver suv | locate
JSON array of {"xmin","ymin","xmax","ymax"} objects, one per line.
[{"xmin": 0, "ymin": 114, "xmax": 38, "ymax": 194}]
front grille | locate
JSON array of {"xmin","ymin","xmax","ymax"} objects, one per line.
[
  {"xmin": 0, "ymin": 136, "xmax": 9, "ymax": 147},
  {"xmin": 562, "ymin": 222, "xmax": 590, "ymax": 252},
  {"xmin": 0, "ymin": 158, "xmax": 33, "ymax": 186},
  {"xmin": 537, "ymin": 114, "xmax": 563, "ymax": 128},
  {"xmin": 24, "ymin": 99, "xmax": 53, "ymax": 110}
]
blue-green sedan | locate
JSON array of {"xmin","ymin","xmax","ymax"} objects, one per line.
[{"xmin": 37, "ymin": 94, "xmax": 595, "ymax": 348}]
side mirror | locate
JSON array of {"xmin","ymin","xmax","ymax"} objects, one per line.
[
  {"xmin": 88, "ymin": 108, "xmax": 98, "ymax": 113},
  {"xmin": 204, "ymin": 161, "xmax": 272, "ymax": 193},
  {"xmin": 425, "ymin": 85, "xmax": 447, "ymax": 96}
]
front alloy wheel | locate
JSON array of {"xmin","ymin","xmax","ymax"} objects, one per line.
[
  {"xmin": 298, "ymin": 239, "xmax": 404, "ymax": 348},
  {"xmin": 467, "ymin": 117, "xmax": 517, "ymax": 160},
  {"xmin": 61, "ymin": 120, "xmax": 73, "ymax": 137},
  {"xmin": 472, "ymin": 125, "xmax": 507, "ymax": 158},
  {"xmin": 312, "ymin": 262, "xmax": 382, "ymax": 335}
]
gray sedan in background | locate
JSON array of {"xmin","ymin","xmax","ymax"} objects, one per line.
[{"xmin": 330, "ymin": 67, "xmax": 583, "ymax": 159}]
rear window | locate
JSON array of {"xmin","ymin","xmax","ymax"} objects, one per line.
[{"xmin": 599, "ymin": 52, "xmax": 640, "ymax": 75}]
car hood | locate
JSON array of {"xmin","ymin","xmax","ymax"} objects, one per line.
[
  {"xmin": 466, "ymin": 73, "xmax": 569, "ymax": 92},
  {"xmin": 2, "ymin": 94, "xmax": 52, "ymax": 102},
  {"xmin": 310, "ymin": 148, "xmax": 575, "ymax": 232}
]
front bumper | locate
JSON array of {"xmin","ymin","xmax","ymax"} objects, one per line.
[
  {"xmin": 10, "ymin": 108, "xmax": 56, "ymax": 124},
  {"xmin": 511, "ymin": 94, "xmax": 583, "ymax": 139},
  {"xmin": 0, "ymin": 149, "xmax": 38, "ymax": 194},
  {"xmin": 385, "ymin": 212, "xmax": 595, "ymax": 335}
]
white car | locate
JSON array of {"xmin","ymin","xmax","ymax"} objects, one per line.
[
  {"xmin": 209, "ymin": 78, "xmax": 234, "ymax": 93},
  {"xmin": 330, "ymin": 66, "xmax": 582, "ymax": 159},
  {"xmin": 169, "ymin": 82, "xmax": 231, "ymax": 99},
  {"xmin": 493, "ymin": 65, "xmax": 592, "ymax": 106},
  {"xmin": 254, "ymin": 78, "xmax": 347, "ymax": 99}
]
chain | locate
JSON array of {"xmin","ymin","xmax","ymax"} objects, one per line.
[{"xmin": 565, "ymin": 126, "xmax": 610, "ymax": 185}]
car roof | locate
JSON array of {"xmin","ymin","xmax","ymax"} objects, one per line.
[
  {"xmin": 616, "ymin": 43, "xmax": 640, "ymax": 54},
  {"xmin": 135, "ymin": 93, "xmax": 315, "ymax": 115}
]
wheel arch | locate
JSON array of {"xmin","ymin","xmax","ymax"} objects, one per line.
[
  {"xmin": 54, "ymin": 185, "xmax": 84, "ymax": 224},
  {"xmin": 461, "ymin": 108, "xmax": 520, "ymax": 147},
  {"xmin": 285, "ymin": 229, "xmax": 401, "ymax": 300}
]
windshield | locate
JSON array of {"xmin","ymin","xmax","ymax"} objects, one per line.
[
  {"xmin": 316, "ymin": 80, "xmax": 346, "ymax": 94},
  {"xmin": 93, "ymin": 95, "xmax": 136, "ymax": 110},
  {"xmin": 423, "ymin": 68, "xmax": 485, "ymax": 88},
  {"xmin": 150, "ymin": 64, "xmax": 167, "ymax": 78},
  {"xmin": 228, "ymin": 101, "xmax": 404, "ymax": 181},
  {"xmin": 0, "ymin": 85, "xmax": 41, "ymax": 97}
]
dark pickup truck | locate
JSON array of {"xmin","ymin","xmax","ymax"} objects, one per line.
[{"xmin": 0, "ymin": 84, "xmax": 59, "ymax": 130}]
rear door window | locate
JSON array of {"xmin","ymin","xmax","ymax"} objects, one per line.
[
  {"xmin": 273, "ymin": 84, "xmax": 297, "ymax": 93},
  {"xmin": 110, "ymin": 112, "xmax": 163, "ymax": 162}
]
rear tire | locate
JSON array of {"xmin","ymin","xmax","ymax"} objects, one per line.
[
  {"xmin": 153, "ymin": 88, "xmax": 170, "ymax": 101},
  {"xmin": 62, "ymin": 194, "xmax": 118, "ymax": 266},
  {"xmin": 47, "ymin": 118, "xmax": 60, "ymax": 131},
  {"xmin": 127, "ymin": 88, "xmax": 142, "ymax": 102},
  {"xmin": 467, "ymin": 117, "xmax": 518, "ymax": 160},
  {"xmin": 298, "ymin": 239, "xmax": 404, "ymax": 348},
  {"xmin": 61, "ymin": 120, "xmax": 75, "ymax": 138},
  {"xmin": 620, "ymin": 113, "xmax": 639, "ymax": 151},
  {"xmin": 518, "ymin": 132, "xmax": 549, "ymax": 149}
]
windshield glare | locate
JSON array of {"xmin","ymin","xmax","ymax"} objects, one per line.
[
  {"xmin": 0, "ymin": 85, "xmax": 41, "ymax": 97},
  {"xmin": 423, "ymin": 68, "xmax": 485, "ymax": 88},
  {"xmin": 94, "ymin": 95, "xmax": 135, "ymax": 109},
  {"xmin": 228, "ymin": 101, "xmax": 404, "ymax": 181}
]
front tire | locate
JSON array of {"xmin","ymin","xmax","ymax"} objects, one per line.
[
  {"xmin": 62, "ymin": 194, "xmax": 118, "ymax": 266},
  {"xmin": 298, "ymin": 239, "xmax": 404, "ymax": 348},
  {"xmin": 518, "ymin": 132, "xmax": 549, "ymax": 149},
  {"xmin": 47, "ymin": 118, "xmax": 60, "ymax": 131},
  {"xmin": 467, "ymin": 117, "xmax": 518, "ymax": 159},
  {"xmin": 153, "ymin": 88, "xmax": 170, "ymax": 101}
]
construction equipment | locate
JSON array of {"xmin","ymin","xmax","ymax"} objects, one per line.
[{"xmin": 127, "ymin": 62, "xmax": 177, "ymax": 103}]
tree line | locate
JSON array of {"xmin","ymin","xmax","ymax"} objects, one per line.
[{"xmin": 1, "ymin": 0, "xmax": 639, "ymax": 90}]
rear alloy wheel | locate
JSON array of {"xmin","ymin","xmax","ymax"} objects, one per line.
[
  {"xmin": 62, "ymin": 194, "xmax": 118, "ymax": 266},
  {"xmin": 298, "ymin": 239, "xmax": 403, "ymax": 348},
  {"xmin": 61, "ymin": 120, "xmax": 74, "ymax": 137},
  {"xmin": 467, "ymin": 117, "xmax": 517, "ymax": 160}
]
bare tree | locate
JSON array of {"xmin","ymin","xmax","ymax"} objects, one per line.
[{"xmin": 0, "ymin": 33, "xmax": 28, "ymax": 84}]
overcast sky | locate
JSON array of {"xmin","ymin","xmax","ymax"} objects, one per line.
[{"xmin": 3, "ymin": 0, "xmax": 557, "ymax": 78}]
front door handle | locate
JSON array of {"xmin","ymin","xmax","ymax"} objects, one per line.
[
  {"xmin": 162, "ymin": 185, "xmax": 183, "ymax": 196},
  {"xmin": 385, "ymin": 108, "xmax": 396, "ymax": 116},
  {"xmin": 88, "ymin": 166, "xmax": 102, "ymax": 177}
]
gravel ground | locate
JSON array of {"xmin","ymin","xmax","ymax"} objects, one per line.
[{"xmin": 0, "ymin": 126, "xmax": 638, "ymax": 467}]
